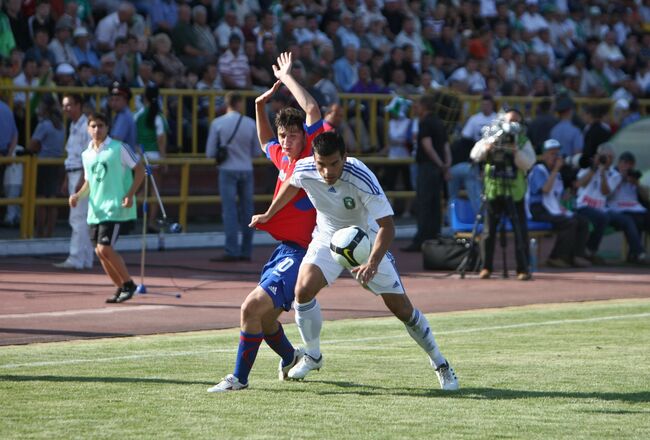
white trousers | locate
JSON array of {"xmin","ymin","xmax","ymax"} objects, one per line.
[{"xmin": 67, "ymin": 170, "xmax": 94, "ymax": 267}]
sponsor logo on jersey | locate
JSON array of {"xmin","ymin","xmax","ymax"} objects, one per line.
[{"xmin": 343, "ymin": 196, "xmax": 355, "ymax": 209}]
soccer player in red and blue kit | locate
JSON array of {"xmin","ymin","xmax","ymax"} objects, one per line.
[{"xmin": 209, "ymin": 52, "xmax": 325, "ymax": 392}]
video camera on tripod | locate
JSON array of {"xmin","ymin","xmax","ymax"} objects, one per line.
[{"xmin": 481, "ymin": 117, "xmax": 524, "ymax": 180}]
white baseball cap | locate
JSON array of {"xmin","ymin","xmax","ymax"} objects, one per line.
[{"xmin": 543, "ymin": 139, "xmax": 561, "ymax": 151}]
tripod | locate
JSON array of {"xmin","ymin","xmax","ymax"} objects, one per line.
[{"xmin": 457, "ymin": 195, "xmax": 486, "ymax": 279}]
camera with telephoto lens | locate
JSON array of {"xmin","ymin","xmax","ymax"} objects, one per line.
[
  {"xmin": 598, "ymin": 155, "xmax": 608, "ymax": 165},
  {"xmin": 627, "ymin": 169, "xmax": 642, "ymax": 180},
  {"xmin": 481, "ymin": 118, "xmax": 522, "ymax": 180}
]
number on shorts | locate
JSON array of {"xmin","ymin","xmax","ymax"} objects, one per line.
[{"xmin": 275, "ymin": 257, "xmax": 295, "ymax": 273}]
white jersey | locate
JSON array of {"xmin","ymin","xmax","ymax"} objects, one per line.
[{"xmin": 291, "ymin": 156, "xmax": 394, "ymax": 246}]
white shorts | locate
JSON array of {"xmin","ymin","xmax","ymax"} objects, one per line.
[{"xmin": 302, "ymin": 241, "xmax": 406, "ymax": 295}]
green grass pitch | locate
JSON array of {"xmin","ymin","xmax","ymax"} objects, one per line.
[{"xmin": 1, "ymin": 299, "xmax": 649, "ymax": 439}]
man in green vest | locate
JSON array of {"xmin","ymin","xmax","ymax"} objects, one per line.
[
  {"xmin": 69, "ymin": 112, "xmax": 145, "ymax": 303},
  {"xmin": 470, "ymin": 108, "xmax": 536, "ymax": 281}
]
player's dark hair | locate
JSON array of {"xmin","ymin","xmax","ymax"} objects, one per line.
[
  {"xmin": 225, "ymin": 91, "xmax": 243, "ymax": 108},
  {"xmin": 275, "ymin": 107, "xmax": 305, "ymax": 133},
  {"xmin": 313, "ymin": 131, "xmax": 345, "ymax": 157},
  {"xmin": 88, "ymin": 111, "xmax": 109, "ymax": 126}
]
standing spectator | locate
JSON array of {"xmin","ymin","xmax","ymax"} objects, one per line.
[
  {"xmin": 149, "ymin": 0, "xmax": 178, "ymax": 34},
  {"xmin": 134, "ymin": 85, "xmax": 168, "ymax": 232},
  {"xmin": 205, "ymin": 92, "xmax": 258, "ymax": 262},
  {"xmin": 107, "ymin": 81, "xmax": 136, "ymax": 152},
  {"xmin": 95, "ymin": 2, "xmax": 134, "ymax": 53},
  {"xmin": 549, "ymin": 96, "xmax": 583, "ymax": 160},
  {"xmin": 575, "ymin": 143, "xmax": 646, "ymax": 263},
  {"xmin": 53, "ymin": 93, "xmax": 94, "ymax": 270},
  {"xmin": 48, "ymin": 16, "xmax": 78, "ymax": 67},
  {"xmin": 25, "ymin": 94, "xmax": 65, "ymax": 238},
  {"xmin": 69, "ymin": 111, "xmax": 145, "ymax": 303},
  {"xmin": 528, "ymin": 139, "xmax": 591, "ymax": 268},
  {"xmin": 218, "ymin": 34, "xmax": 251, "ymax": 90},
  {"xmin": 471, "ymin": 109, "xmax": 536, "ymax": 280},
  {"xmin": 402, "ymin": 95, "xmax": 451, "ymax": 252},
  {"xmin": 0, "ymin": 97, "xmax": 18, "ymax": 193},
  {"xmin": 527, "ymin": 99, "xmax": 558, "ymax": 154},
  {"xmin": 71, "ymin": 27, "xmax": 99, "ymax": 69},
  {"xmin": 579, "ymin": 104, "xmax": 611, "ymax": 170}
]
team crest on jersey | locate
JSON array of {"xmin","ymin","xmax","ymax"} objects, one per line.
[
  {"xmin": 92, "ymin": 161, "xmax": 108, "ymax": 182},
  {"xmin": 343, "ymin": 197, "xmax": 355, "ymax": 209}
]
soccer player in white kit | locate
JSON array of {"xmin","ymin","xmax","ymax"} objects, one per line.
[{"xmin": 250, "ymin": 131, "xmax": 459, "ymax": 390}]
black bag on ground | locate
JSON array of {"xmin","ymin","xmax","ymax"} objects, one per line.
[{"xmin": 422, "ymin": 236, "xmax": 477, "ymax": 271}]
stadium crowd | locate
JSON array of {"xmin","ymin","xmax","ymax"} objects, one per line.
[{"xmin": 1, "ymin": 0, "xmax": 649, "ymax": 266}]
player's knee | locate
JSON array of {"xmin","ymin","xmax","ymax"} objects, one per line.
[
  {"xmin": 95, "ymin": 245, "xmax": 111, "ymax": 259},
  {"xmin": 383, "ymin": 294, "xmax": 413, "ymax": 322},
  {"xmin": 294, "ymin": 285, "xmax": 316, "ymax": 303}
]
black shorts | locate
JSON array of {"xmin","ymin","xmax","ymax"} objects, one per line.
[{"xmin": 89, "ymin": 221, "xmax": 134, "ymax": 247}]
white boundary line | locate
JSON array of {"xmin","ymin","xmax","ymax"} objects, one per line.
[
  {"xmin": 2, "ymin": 311, "xmax": 648, "ymax": 370},
  {"xmin": 0, "ymin": 305, "xmax": 173, "ymax": 320}
]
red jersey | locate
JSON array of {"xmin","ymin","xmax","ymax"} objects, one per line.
[{"xmin": 256, "ymin": 120, "xmax": 325, "ymax": 249}]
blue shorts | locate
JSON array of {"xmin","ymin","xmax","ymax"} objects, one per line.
[{"xmin": 259, "ymin": 242, "xmax": 306, "ymax": 311}]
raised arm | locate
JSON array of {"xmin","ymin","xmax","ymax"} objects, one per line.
[
  {"xmin": 255, "ymin": 80, "xmax": 282, "ymax": 150},
  {"xmin": 272, "ymin": 52, "xmax": 321, "ymax": 126}
]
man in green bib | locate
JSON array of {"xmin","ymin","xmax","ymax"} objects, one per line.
[{"xmin": 69, "ymin": 112, "xmax": 145, "ymax": 303}]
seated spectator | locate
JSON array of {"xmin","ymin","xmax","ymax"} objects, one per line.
[
  {"xmin": 215, "ymin": 10, "xmax": 244, "ymax": 51},
  {"xmin": 361, "ymin": 17, "xmax": 390, "ymax": 55},
  {"xmin": 54, "ymin": 63, "xmax": 76, "ymax": 87},
  {"xmin": 150, "ymin": 32, "xmax": 186, "ymax": 86},
  {"xmin": 382, "ymin": 46, "xmax": 418, "ymax": 88},
  {"xmin": 172, "ymin": 3, "xmax": 212, "ymax": 72},
  {"xmin": 575, "ymin": 143, "xmax": 646, "ymax": 264},
  {"xmin": 309, "ymin": 65, "xmax": 339, "ymax": 109},
  {"xmin": 323, "ymin": 103, "xmax": 356, "ymax": 153},
  {"xmin": 332, "ymin": 45, "xmax": 358, "ymax": 92},
  {"xmin": 72, "ymin": 27, "xmax": 99, "ymax": 69},
  {"xmin": 95, "ymin": 53, "xmax": 118, "ymax": 87},
  {"xmin": 251, "ymin": 35, "xmax": 278, "ymax": 88},
  {"xmin": 610, "ymin": 151, "xmax": 650, "ymax": 252},
  {"xmin": 192, "ymin": 5, "xmax": 219, "ymax": 56},
  {"xmin": 48, "ymin": 16, "xmax": 78, "ymax": 67},
  {"xmin": 28, "ymin": 0, "xmax": 55, "ymax": 41},
  {"xmin": 149, "ymin": 0, "xmax": 178, "ymax": 35},
  {"xmin": 388, "ymin": 68, "xmax": 417, "ymax": 96},
  {"xmin": 25, "ymin": 27, "xmax": 56, "ymax": 67},
  {"xmin": 448, "ymin": 57, "xmax": 486, "ymax": 94},
  {"xmin": 218, "ymin": 34, "xmax": 251, "ymax": 90},
  {"xmin": 528, "ymin": 139, "xmax": 591, "ymax": 268},
  {"xmin": 95, "ymin": 2, "xmax": 134, "ymax": 53}
]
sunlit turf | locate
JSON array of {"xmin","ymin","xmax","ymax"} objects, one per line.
[{"xmin": 1, "ymin": 299, "xmax": 649, "ymax": 439}]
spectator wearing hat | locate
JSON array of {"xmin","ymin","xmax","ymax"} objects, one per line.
[
  {"xmin": 108, "ymin": 81, "xmax": 136, "ymax": 152},
  {"xmin": 218, "ymin": 34, "xmax": 251, "ymax": 90},
  {"xmin": 550, "ymin": 96, "xmax": 583, "ymax": 160},
  {"xmin": 576, "ymin": 143, "xmax": 646, "ymax": 264},
  {"xmin": 528, "ymin": 139, "xmax": 591, "ymax": 268},
  {"xmin": 49, "ymin": 16, "xmax": 78, "ymax": 67},
  {"xmin": 54, "ymin": 63, "xmax": 76, "ymax": 86},
  {"xmin": 72, "ymin": 27, "xmax": 99, "ymax": 69}
]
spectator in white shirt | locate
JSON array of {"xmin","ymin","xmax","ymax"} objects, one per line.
[
  {"xmin": 215, "ymin": 10, "xmax": 244, "ymax": 51},
  {"xmin": 520, "ymin": 0, "xmax": 548, "ymax": 34},
  {"xmin": 49, "ymin": 17, "xmax": 78, "ymax": 67},
  {"xmin": 218, "ymin": 34, "xmax": 251, "ymax": 90},
  {"xmin": 394, "ymin": 16, "xmax": 426, "ymax": 66},
  {"xmin": 95, "ymin": 2, "xmax": 134, "ymax": 52},
  {"xmin": 461, "ymin": 94, "xmax": 497, "ymax": 142}
]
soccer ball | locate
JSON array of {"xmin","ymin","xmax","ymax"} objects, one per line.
[{"xmin": 329, "ymin": 226, "xmax": 371, "ymax": 268}]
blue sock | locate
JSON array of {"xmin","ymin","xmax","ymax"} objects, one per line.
[
  {"xmin": 233, "ymin": 331, "xmax": 264, "ymax": 385},
  {"xmin": 264, "ymin": 323, "xmax": 295, "ymax": 367}
]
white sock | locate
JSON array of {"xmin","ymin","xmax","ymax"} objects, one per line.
[
  {"xmin": 404, "ymin": 309, "xmax": 446, "ymax": 368},
  {"xmin": 294, "ymin": 299, "xmax": 322, "ymax": 359}
]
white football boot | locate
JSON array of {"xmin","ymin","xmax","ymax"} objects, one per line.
[
  {"xmin": 435, "ymin": 360, "xmax": 459, "ymax": 391},
  {"xmin": 287, "ymin": 353, "xmax": 323, "ymax": 380},
  {"xmin": 207, "ymin": 374, "xmax": 248, "ymax": 392},
  {"xmin": 278, "ymin": 347, "xmax": 305, "ymax": 380}
]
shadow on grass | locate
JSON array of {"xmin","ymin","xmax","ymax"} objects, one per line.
[
  {"xmin": 302, "ymin": 381, "xmax": 650, "ymax": 403},
  {"xmin": 0, "ymin": 374, "xmax": 213, "ymax": 386}
]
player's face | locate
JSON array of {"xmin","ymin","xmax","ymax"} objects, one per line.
[
  {"xmin": 87, "ymin": 120, "xmax": 108, "ymax": 143},
  {"xmin": 277, "ymin": 126, "xmax": 305, "ymax": 160},
  {"xmin": 314, "ymin": 150, "xmax": 346, "ymax": 185}
]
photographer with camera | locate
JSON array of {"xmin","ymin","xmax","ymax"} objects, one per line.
[
  {"xmin": 575, "ymin": 144, "xmax": 647, "ymax": 264},
  {"xmin": 608, "ymin": 151, "xmax": 650, "ymax": 263},
  {"xmin": 470, "ymin": 109, "xmax": 536, "ymax": 281},
  {"xmin": 528, "ymin": 139, "xmax": 591, "ymax": 268}
]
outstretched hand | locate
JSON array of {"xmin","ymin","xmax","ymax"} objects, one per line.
[
  {"xmin": 272, "ymin": 52, "xmax": 293, "ymax": 81},
  {"xmin": 255, "ymin": 80, "xmax": 282, "ymax": 105}
]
